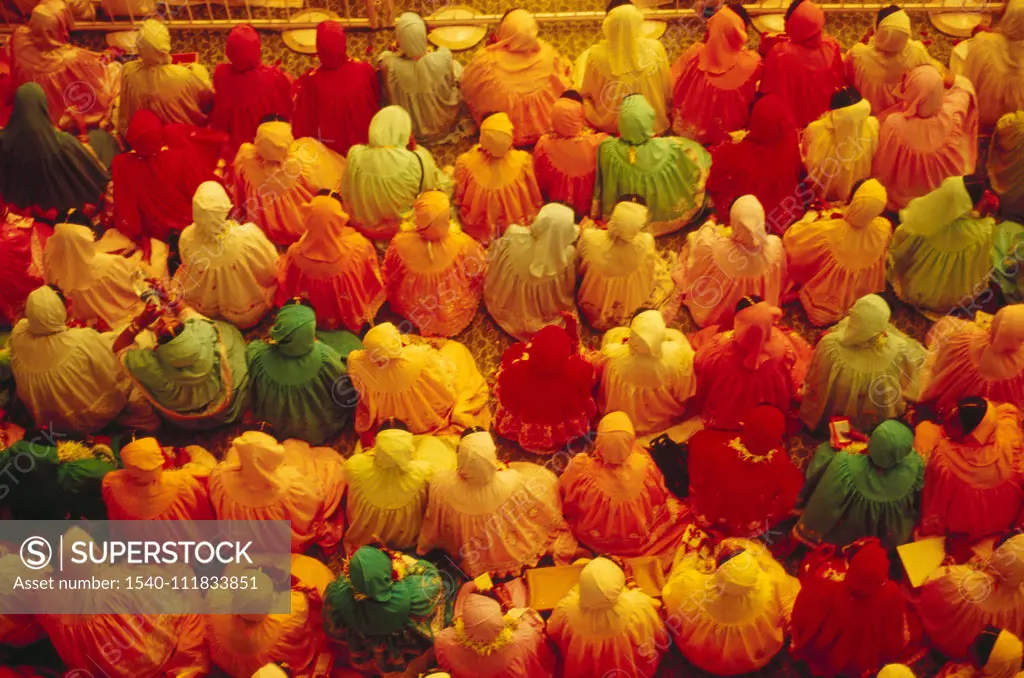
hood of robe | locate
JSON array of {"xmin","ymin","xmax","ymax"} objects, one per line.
[
  {"xmin": 137, "ymin": 19, "xmax": 172, "ymax": 67},
  {"xmin": 479, "ymin": 112, "xmax": 515, "ymax": 158},
  {"xmin": 579, "ymin": 558, "xmax": 625, "ymax": 610},
  {"xmin": 843, "ymin": 178, "xmax": 887, "ymax": 229},
  {"xmin": 374, "ymin": 429, "xmax": 415, "ymax": 471},
  {"xmin": 369, "ymin": 106, "xmax": 413, "ymax": 147},
  {"xmin": 24, "ymin": 285, "xmax": 67, "ymax": 335},
  {"xmin": 268, "ymin": 303, "xmax": 316, "ymax": 358},
  {"xmin": 226, "ymin": 25, "xmax": 262, "ymax": 72},
  {"xmin": 126, "ymin": 109, "xmax": 165, "ymax": 157},
  {"xmin": 460, "ymin": 594, "xmax": 505, "ymax": 643},
  {"xmin": 156, "ymin": 320, "xmax": 215, "ymax": 373},
  {"xmin": 785, "ymin": 0, "xmax": 825, "ymax": 47},
  {"xmin": 617, "ymin": 94, "xmax": 655, "ymax": 145},
  {"xmin": 551, "ymin": 97, "xmax": 586, "ymax": 137},
  {"xmin": 839, "ymin": 294, "xmax": 891, "ymax": 346},
  {"xmin": 192, "ymin": 181, "xmax": 233, "ymax": 238},
  {"xmin": 457, "ymin": 430, "xmax": 499, "ymax": 486},
  {"xmin": 866, "ymin": 419, "xmax": 914, "ymax": 468},
  {"xmin": 395, "ymin": 12, "xmax": 429, "ymax": 59},
  {"xmin": 608, "ymin": 201, "xmax": 647, "ymax": 241},
  {"xmin": 316, "ymin": 21, "xmax": 348, "ymax": 69},
  {"xmin": 254, "ymin": 121, "xmax": 294, "ymax": 164},
  {"xmin": 595, "ymin": 411, "xmax": 635, "ymax": 465}
]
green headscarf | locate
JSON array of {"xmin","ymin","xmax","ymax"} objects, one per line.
[
  {"xmin": 350, "ymin": 547, "xmax": 398, "ymax": 603},
  {"xmin": 867, "ymin": 419, "xmax": 914, "ymax": 468},
  {"xmin": 323, "ymin": 546, "xmax": 442, "ymax": 638},
  {"xmin": 246, "ymin": 305, "xmax": 358, "ymax": 444},
  {"xmin": 156, "ymin": 320, "xmax": 216, "ymax": 374},
  {"xmin": 838, "ymin": 294, "xmax": 891, "ymax": 346},
  {"xmin": 269, "ymin": 303, "xmax": 316, "ymax": 358},
  {"xmin": 618, "ymin": 94, "xmax": 655, "ymax": 145},
  {"xmin": 0, "ymin": 83, "xmax": 110, "ymax": 212}
]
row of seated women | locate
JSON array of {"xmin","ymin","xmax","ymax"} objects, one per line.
[
  {"xmin": 5, "ymin": 95, "xmax": 1016, "ymax": 337},
  {"xmin": 8, "ymin": 0, "xmax": 1024, "ymax": 252},
  {"xmin": 2, "ymin": 402, "xmax": 1023, "ymax": 678}
]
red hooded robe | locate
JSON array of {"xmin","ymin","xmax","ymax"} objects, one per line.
[
  {"xmin": 707, "ymin": 94, "xmax": 807, "ymax": 234},
  {"xmin": 791, "ymin": 539, "xmax": 924, "ymax": 676},
  {"xmin": 210, "ymin": 25, "xmax": 293, "ymax": 160},
  {"xmin": 494, "ymin": 322, "xmax": 597, "ymax": 453},
  {"xmin": 688, "ymin": 404, "xmax": 804, "ymax": 536},
  {"xmin": 111, "ymin": 109, "xmax": 215, "ymax": 243},
  {"xmin": 759, "ymin": 0, "xmax": 846, "ymax": 129},
  {"xmin": 292, "ymin": 22, "xmax": 380, "ymax": 157}
]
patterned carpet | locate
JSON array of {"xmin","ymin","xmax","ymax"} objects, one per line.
[{"xmin": 33, "ymin": 8, "xmax": 978, "ymax": 677}]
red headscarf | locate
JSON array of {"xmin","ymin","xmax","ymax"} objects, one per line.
[
  {"xmin": 316, "ymin": 21, "xmax": 348, "ymax": 69},
  {"xmin": 733, "ymin": 300, "xmax": 785, "ymax": 369},
  {"xmin": 497, "ymin": 324, "xmax": 596, "ymax": 425},
  {"xmin": 739, "ymin": 404, "xmax": 786, "ymax": 455},
  {"xmin": 747, "ymin": 94, "xmax": 801, "ymax": 147},
  {"xmin": 533, "ymin": 97, "xmax": 606, "ymax": 218},
  {"xmin": 845, "ymin": 540, "xmax": 891, "ymax": 596},
  {"xmin": 292, "ymin": 20, "xmax": 380, "ymax": 156},
  {"xmin": 786, "ymin": 0, "xmax": 825, "ymax": 47},
  {"xmin": 225, "ymin": 24, "xmax": 261, "ymax": 71},
  {"xmin": 551, "ymin": 97, "xmax": 586, "ymax": 138},
  {"xmin": 210, "ymin": 25, "xmax": 293, "ymax": 159},
  {"xmin": 111, "ymin": 110, "xmax": 215, "ymax": 242},
  {"xmin": 126, "ymin": 108, "xmax": 164, "ymax": 156},
  {"xmin": 708, "ymin": 94, "xmax": 806, "ymax": 234}
]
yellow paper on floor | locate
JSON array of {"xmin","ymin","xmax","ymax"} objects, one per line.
[
  {"xmin": 897, "ymin": 537, "xmax": 947, "ymax": 587},
  {"xmin": 975, "ymin": 311, "xmax": 994, "ymax": 331},
  {"xmin": 971, "ymin": 537, "xmax": 998, "ymax": 561},
  {"xmin": 525, "ymin": 564, "xmax": 585, "ymax": 611},
  {"xmin": 626, "ymin": 557, "xmax": 666, "ymax": 598},
  {"xmin": 473, "ymin": 572, "xmax": 494, "ymax": 593}
]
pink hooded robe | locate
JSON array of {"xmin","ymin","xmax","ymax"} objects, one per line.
[
  {"xmin": 208, "ymin": 432, "xmax": 346, "ymax": 554},
  {"xmin": 9, "ymin": 0, "xmax": 119, "ymax": 128},
  {"xmin": 557, "ymin": 411, "xmax": 693, "ymax": 567},
  {"xmin": 671, "ymin": 8, "xmax": 762, "ymax": 144},
  {"xmin": 677, "ymin": 195, "xmax": 786, "ymax": 328},
  {"xmin": 874, "ymin": 65, "xmax": 979, "ymax": 211},
  {"xmin": 434, "ymin": 594, "xmax": 557, "ymax": 678},
  {"xmin": 920, "ymin": 306, "xmax": 1024, "ymax": 416},
  {"xmin": 693, "ymin": 301, "xmax": 808, "ymax": 429}
]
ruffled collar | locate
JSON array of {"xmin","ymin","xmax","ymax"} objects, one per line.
[{"xmin": 728, "ymin": 437, "xmax": 776, "ymax": 463}]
